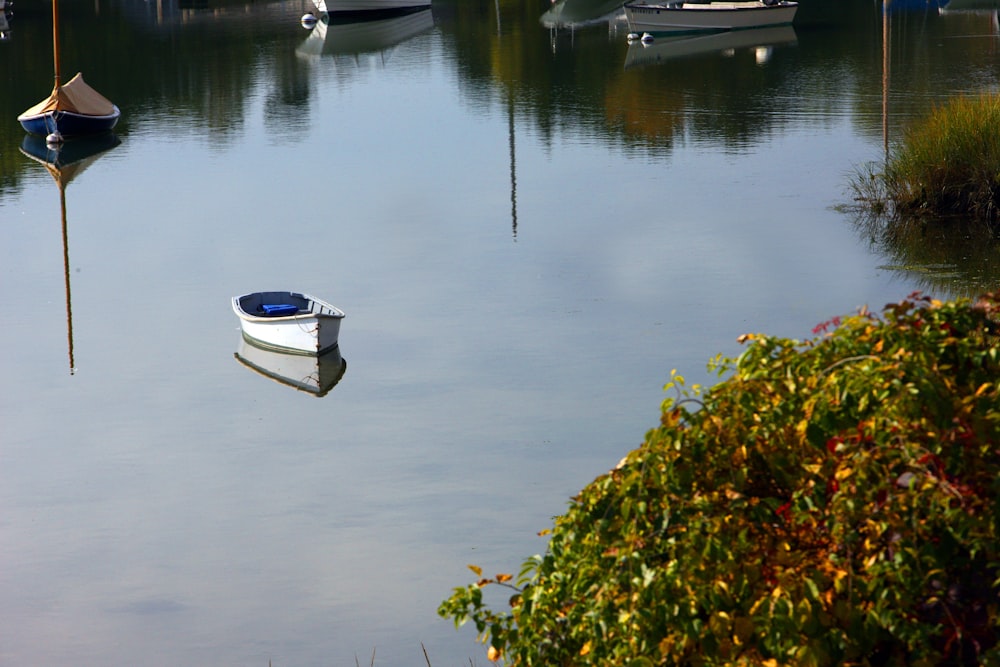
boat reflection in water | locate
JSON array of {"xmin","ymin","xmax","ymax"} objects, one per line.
[
  {"xmin": 296, "ymin": 6, "xmax": 433, "ymax": 58},
  {"xmin": 0, "ymin": 8, "xmax": 11, "ymax": 41},
  {"xmin": 20, "ymin": 132, "xmax": 121, "ymax": 173},
  {"xmin": 540, "ymin": 0, "xmax": 627, "ymax": 28},
  {"xmin": 234, "ymin": 338, "xmax": 347, "ymax": 398},
  {"xmin": 19, "ymin": 133, "xmax": 121, "ymax": 374},
  {"xmin": 624, "ymin": 24, "xmax": 796, "ymax": 68}
]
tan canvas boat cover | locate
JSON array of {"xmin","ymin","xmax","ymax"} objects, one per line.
[{"xmin": 19, "ymin": 73, "xmax": 116, "ymax": 117}]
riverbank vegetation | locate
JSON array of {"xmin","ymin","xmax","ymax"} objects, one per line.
[
  {"xmin": 851, "ymin": 93, "xmax": 1000, "ymax": 227},
  {"xmin": 440, "ymin": 293, "xmax": 1000, "ymax": 665}
]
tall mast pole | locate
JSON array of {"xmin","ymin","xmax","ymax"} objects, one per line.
[{"xmin": 52, "ymin": 0, "xmax": 61, "ymax": 90}]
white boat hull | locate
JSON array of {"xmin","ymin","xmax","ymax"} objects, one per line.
[
  {"xmin": 312, "ymin": 0, "xmax": 430, "ymax": 15},
  {"xmin": 624, "ymin": 0, "xmax": 798, "ymax": 34},
  {"xmin": 232, "ymin": 291, "xmax": 345, "ymax": 356}
]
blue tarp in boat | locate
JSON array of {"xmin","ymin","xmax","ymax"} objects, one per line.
[{"xmin": 261, "ymin": 304, "xmax": 299, "ymax": 316}]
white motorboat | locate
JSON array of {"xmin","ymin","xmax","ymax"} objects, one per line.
[
  {"xmin": 623, "ymin": 0, "xmax": 797, "ymax": 35},
  {"xmin": 312, "ymin": 0, "xmax": 429, "ymax": 16},
  {"xmin": 232, "ymin": 291, "xmax": 345, "ymax": 356},
  {"xmin": 235, "ymin": 338, "xmax": 346, "ymax": 397}
]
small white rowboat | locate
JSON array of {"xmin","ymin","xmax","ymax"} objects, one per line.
[{"xmin": 232, "ymin": 291, "xmax": 345, "ymax": 356}]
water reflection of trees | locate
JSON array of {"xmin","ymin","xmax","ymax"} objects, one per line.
[
  {"xmin": 435, "ymin": 0, "xmax": 823, "ymax": 155},
  {"xmin": 6, "ymin": 0, "xmax": 1000, "ymax": 188}
]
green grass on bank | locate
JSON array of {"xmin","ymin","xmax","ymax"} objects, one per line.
[{"xmin": 853, "ymin": 93, "xmax": 1000, "ymax": 226}]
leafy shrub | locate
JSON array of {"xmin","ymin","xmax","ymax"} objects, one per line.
[{"xmin": 440, "ymin": 293, "xmax": 1000, "ymax": 666}]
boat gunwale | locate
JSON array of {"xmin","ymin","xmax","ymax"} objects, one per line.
[
  {"xmin": 17, "ymin": 106, "xmax": 122, "ymax": 123},
  {"xmin": 231, "ymin": 292, "xmax": 346, "ymax": 323}
]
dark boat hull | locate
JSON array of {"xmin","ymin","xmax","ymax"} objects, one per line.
[{"xmin": 18, "ymin": 106, "xmax": 121, "ymax": 137}]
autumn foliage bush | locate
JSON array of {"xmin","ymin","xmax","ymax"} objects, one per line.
[{"xmin": 440, "ymin": 293, "xmax": 1000, "ymax": 666}]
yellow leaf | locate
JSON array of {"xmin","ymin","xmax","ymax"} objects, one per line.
[
  {"xmin": 579, "ymin": 640, "xmax": 593, "ymax": 656},
  {"xmin": 733, "ymin": 445, "xmax": 747, "ymax": 465},
  {"xmin": 487, "ymin": 645, "xmax": 502, "ymax": 662},
  {"xmin": 496, "ymin": 573, "xmax": 513, "ymax": 583},
  {"xmin": 537, "ymin": 528, "xmax": 552, "ymax": 537},
  {"xmin": 468, "ymin": 565, "xmax": 483, "ymax": 577}
]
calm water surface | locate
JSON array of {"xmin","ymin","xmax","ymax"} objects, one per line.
[{"xmin": 2, "ymin": 0, "xmax": 1000, "ymax": 664}]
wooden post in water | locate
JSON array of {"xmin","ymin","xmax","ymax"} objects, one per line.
[{"xmin": 882, "ymin": 0, "xmax": 890, "ymax": 159}]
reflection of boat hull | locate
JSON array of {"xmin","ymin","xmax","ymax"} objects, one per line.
[
  {"xmin": 624, "ymin": 24, "xmax": 796, "ymax": 67},
  {"xmin": 19, "ymin": 133, "xmax": 121, "ymax": 171},
  {"xmin": 540, "ymin": 0, "xmax": 627, "ymax": 27},
  {"xmin": 312, "ymin": 0, "xmax": 429, "ymax": 17},
  {"xmin": 624, "ymin": 0, "xmax": 798, "ymax": 34},
  {"xmin": 232, "ymin": 291, "xmax": 345, "ymax": 356},
  {"xmin": 235, "ymin": 339, "xmax": 346, "ymax": 397},
  {"xmin": 298, "ymin": 6, "xmax": 433, "ymax": 55}
]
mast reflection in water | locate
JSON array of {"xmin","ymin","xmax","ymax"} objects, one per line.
[{"xmin": 18, "ymin": 133, "xmax": 121, "ymax": 375}]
